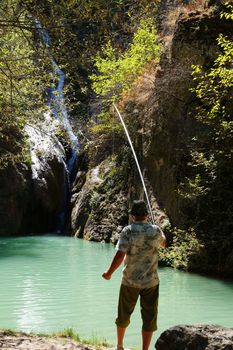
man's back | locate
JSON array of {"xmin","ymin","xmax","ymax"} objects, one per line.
[{"xmin": 117, "ymin": 222, "xmax": 163, "ymax": 288}]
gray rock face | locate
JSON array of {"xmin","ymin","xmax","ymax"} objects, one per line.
[
  {"xmin": 71, "ymin": 166, "xmax": 101, "ymax": 239},
  {"xmin": 71, "ymin": 156, "xmax": 129, "ymax": 242},
  {"xmin": 0, "ymin": 117, "xmax": 69, "ymax": 236},
  {"xmin": 24, "ymin": 123, "xmax": 67, "ymax": 233},
  {"xmin": 155, "ymin": 325, "xmax": 233, "ymax": 350},
  {"xmin": 0, "ymin": 163, "xmax": 30, "ymax": 236}
]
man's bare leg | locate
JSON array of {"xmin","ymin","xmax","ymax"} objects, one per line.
[
  {"xmin": 117, "ymin": 326, "xmax": 126, "ymax": 348},
  {"xmin": 142, "ymin": 330, "xmax": 153, "ymax": 350}
]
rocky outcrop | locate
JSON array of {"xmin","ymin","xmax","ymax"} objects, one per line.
[
  {"xmin": 71, "ymin": 164, "xmax": 103, "ymax": 239},
  {"xmin": 0, "ymin": 115, "xmax": 71, "ymax": 236},
  {"xmin": 155, "ymin": 325, "xmax": 233, "ymax": 350},
  {"xmin": 70, "ymin": 153, "xmax": 129, "ymax": 243}
]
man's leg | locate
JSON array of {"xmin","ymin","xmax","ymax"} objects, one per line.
[
  {"xmin": 115, "ymin": 284, "xmax": 140, "ymax": 349},
  {"xmin": 117, "ymin": 326, "xmax": 126, "ymax": 348},
  {"xmin": 142, "ymin": 330, "xmax": 153, "ymax": 350},
  {"xmin": 140, "ymin": 285, "xmax": 159, "ymax": 350}
]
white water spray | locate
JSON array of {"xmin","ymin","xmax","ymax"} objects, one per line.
[
  {"xmin": 35, "ymin": 20, "xmax": 79, "ymax": 174},
  {"xmin": 113, "ymin": 102, "xmax": 155, "ymax": 225}
]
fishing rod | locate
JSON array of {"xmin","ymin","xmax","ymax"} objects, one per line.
[{"xmin": 113, "ymin": 102, "xmax": 155, "ymax": 225}]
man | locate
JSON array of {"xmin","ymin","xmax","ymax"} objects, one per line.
[{"xmin": 102, "ymin": 200, "xmax": 166, "ymax": 350}]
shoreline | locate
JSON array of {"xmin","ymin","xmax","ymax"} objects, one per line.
[{"xmin": 0, "ymin": 330, "xmax": 111, "ymax": 350}]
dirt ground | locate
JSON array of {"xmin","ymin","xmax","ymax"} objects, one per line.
[{"xmin": 0, "ymin": 331, "xmax": 102, "ymax": 350}]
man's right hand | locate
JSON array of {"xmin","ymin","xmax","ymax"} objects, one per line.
[{"xmin": 102, "ymin": 271, "xmax": 112, "ymax": 280}]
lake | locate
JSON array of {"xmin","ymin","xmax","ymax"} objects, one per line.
[{"xmin": 0, "ymin": 235, "xmax": 232, "ymax": 349}]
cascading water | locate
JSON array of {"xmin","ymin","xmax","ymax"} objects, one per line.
[
  {"xmin": 36, "ymin": 21, "xmax": 79, "ymax": 160},
  {"xmin": 36, "ymin": 21, "xmax": 80, "ymax": 230},
  {"xmin": 113, "ymin": 102, "xmax": 155, "ymax": 224}
]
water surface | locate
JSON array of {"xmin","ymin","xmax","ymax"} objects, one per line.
[{"xmin": 0, "ymin": 235, "xmax": 232, "ymax": 349}]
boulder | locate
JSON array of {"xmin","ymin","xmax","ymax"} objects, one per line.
[{"xmin": 155, "ymin": 325, "xmax": 233, "ymax": 350}]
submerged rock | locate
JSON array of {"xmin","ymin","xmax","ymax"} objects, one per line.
[{"xmin": 155, "ymin": 325, "xmax": 233, "ymax": 350}]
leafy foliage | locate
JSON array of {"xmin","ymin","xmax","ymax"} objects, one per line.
[
  {"xmin": 0, "ymin": 0, "xmax": 51, "ymax": 168},
  {"xmin": 89, "ymin": 17, "xmax": 161, "ymax": 138},
  {"xmin": 0, "ymin": 0, "xmax": 160, "ymax": 168},
  {"xmin": 89, "ymin": 111, "xmax": 123, "ymax": 135},
  {"xmin": 91, "ymin": 18, "xmax": 161, "ymax": 101},
  {"xmin": 159, "ymin": 227, "xmax": 203, "ymax": 269}
]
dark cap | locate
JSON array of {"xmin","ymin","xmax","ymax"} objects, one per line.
[{"xmin": 130, "ymin": 200, "xmax": 148, "ymax": 217}]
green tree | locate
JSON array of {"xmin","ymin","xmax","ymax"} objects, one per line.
[
  {"xmin": 89, "ymin": 18, "xmax": 161, "ymax": 136},
  {"xmin": 91, "ymin": 18, "xmax": 161, "ymax": 100},
  {"xmin": 0, "ymin": 0, "xmax": 51, "ymax": 168}
]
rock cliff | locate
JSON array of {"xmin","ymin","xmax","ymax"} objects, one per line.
[
  {"xmin": 142, "ymin": 1, "xmax": 233, "ymax": 276},
  {"xmin": 0, "ymin": 114, "xmax": 72, "ymax": 235},
  {"xmin": 144, "ymin": 1, "xmax": 231, "ymax": 226}
]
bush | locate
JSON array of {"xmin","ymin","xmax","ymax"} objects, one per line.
[
  {"xmin": 159, "ymin": 227, "xmax": 203, "ymax": 269},
  {"xmin": 91, "ymin": 18, "xmax": 162, "ymax": 101}
]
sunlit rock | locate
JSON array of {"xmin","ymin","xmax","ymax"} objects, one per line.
[{"xmin": 155, "ymin": 324, "xmax": 233, "ymax": 350}]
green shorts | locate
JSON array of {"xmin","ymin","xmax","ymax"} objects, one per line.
[{"xmin": 115, "ymin": 283, "xmax": 159, "ymax": 332}]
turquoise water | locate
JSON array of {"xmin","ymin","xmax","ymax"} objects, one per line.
[{"xmin": 0, "ymin": 235, "xmax": 232, "ymax": 349}]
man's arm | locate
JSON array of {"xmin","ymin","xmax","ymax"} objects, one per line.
[{"xmin": 102, "ymin": 250, "xmax": 125, "ymax": 280}]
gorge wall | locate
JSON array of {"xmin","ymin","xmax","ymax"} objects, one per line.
[
  {"xmin": 0, "ymin": 0, "xmax": 232, "ymax": 278},
  {"xmin": 142, "ymin": 1, "xmax": 233, "ymax": 276},
  {"xmin": 144, "ymin": 0, "xmax": 230, "ymax": 226}
]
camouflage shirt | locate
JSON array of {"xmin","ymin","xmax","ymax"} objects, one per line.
[{"xmin": 116, "ymin": 222, "xmax": 164, "ymax": 288}]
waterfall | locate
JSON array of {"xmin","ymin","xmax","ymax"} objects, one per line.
[
  {"xmin": 36, "ymin": 21, "xmax": 79, "ymax": 155},
  {"xmin": 49, "ymin": 60, "xmax": 79, "ymax": 176},
  {"xmin": 36, "ymin": 21, "xmax": 80, "ymax": 230},
  {"xmin": 113, "ymin": 102, "xmax": 155, "ymax": 225}
]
